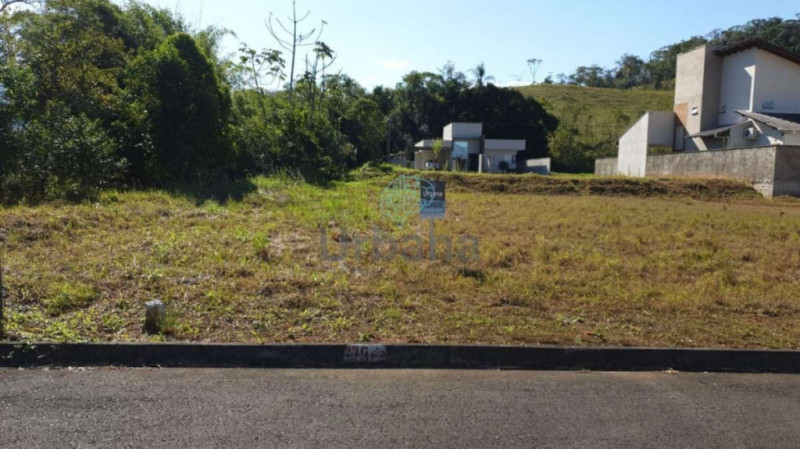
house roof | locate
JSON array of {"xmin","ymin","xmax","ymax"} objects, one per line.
[
  {"xmin": 737, "ymin": 110, "xmax": 800, "ymax": 133},
  {"xmin": 688, "ymin": 123, "xmax": 741, "ymax": 138},
  {"xmin": 714, "ymin": 38, "xmax": 800, "ymax": 67}
]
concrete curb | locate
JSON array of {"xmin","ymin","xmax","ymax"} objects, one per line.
[{"xmin": 2, "ymin": 343, "xmax": 800, "ymax": 372}]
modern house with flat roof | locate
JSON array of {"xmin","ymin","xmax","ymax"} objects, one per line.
[
  {"xmin": 596, "ymin": 39, "xmax": 800, "ymax": 197},
  {"xmin": 413, "ymin": 122, "xmax": 526, "ymax": 173}
]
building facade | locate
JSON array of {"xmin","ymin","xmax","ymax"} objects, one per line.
[
  {"xmin": 597, "ymin": 39, "xmax": 800, "ymax": 196},
  {"xmin": 413, "ymin": 123, "xmax": 526, "ymax": 173}
]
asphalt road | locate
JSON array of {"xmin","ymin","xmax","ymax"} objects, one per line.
[{"xmin": 1, "ymin": 368, "xmax": 799, "ymax": 448}]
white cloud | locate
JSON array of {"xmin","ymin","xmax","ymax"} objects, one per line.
[{"xmin": 375, "ymin": 58, "xmax": 409, "ymax": 70}]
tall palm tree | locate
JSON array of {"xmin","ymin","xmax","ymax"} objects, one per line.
[{"xmin": 470, "ymin": 63, "xmax": 495, "ymax": 88}]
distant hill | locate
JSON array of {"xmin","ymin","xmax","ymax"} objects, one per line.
[
  {"xmin": 513, "ymin": 85, "xmax": 674, "ymax": 172},
  {"xmin": 515, "ymin": 84, "xmax": 673, "ymax": 119}
]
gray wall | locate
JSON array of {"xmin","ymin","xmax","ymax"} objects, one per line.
[
  {"xmin": 595, "ymin": 158, "xmax": 618, "ymax": 176},
  {"xmin": 772, "ymin": 146, "xmax": 800, "ymax": 197},
  {"xmin": 618, "ymin": 111, "xmax": 675, "ymax": 177},
  {"xmin": 674, "ymin": 45, "xmax": 722, "ymax": 151},
  {"xmin": 522, "ymin": 157, "xmax": 551, "ymax": 175},
  {"xmin": 594, "ymin": 146, "xmax": 800, "ymax": 197},
  {"xmin": 643, "ymin": 146, "xmax": 800, "ymax": 197}
]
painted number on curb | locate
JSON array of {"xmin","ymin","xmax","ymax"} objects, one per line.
[{"xmin": 344, "ymin": 345, "xmax": 388, "ymax": 363}]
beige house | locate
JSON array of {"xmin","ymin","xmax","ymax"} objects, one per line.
[
  {"xmin": 413, "ymin": 122, "xmax": 525, "ymax": 173},
  {"xmin": 597, "ymin": 39, "xmax": 800, "ymax": 196}
]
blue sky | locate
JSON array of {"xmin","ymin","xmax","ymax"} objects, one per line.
[{"xmin": 129, "ymin": 0, "xmax": 798, "ymax": 89}]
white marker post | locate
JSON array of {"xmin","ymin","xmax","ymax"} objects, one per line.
[{"xmin": 429, "ymin": 218, "xmax": 435, "ymax": 260}]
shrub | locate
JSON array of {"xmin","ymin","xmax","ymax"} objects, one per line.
[{"xmin": 0, "ymin": 104, "xmax": 126, "ymax": 204}]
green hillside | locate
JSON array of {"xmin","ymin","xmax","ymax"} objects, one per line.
[
  {"xmin": 514, "ymin": 85, "xmax": 674, "ymax": 172},
  {"xmin": 516, "ymin": 84, "xmax": 673, "ymax": 119}
]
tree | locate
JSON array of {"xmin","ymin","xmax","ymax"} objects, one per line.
[
  {"xmin": 614, "ymin": 54, "xmax": 649, "ymax": 89},
  {"xmin": 266, "ymin": 0, "xmax": 325, "ymax": 104},
  {"xmin": 431, "ymin": 138, "xmax": 445, "ymax": 170},
  {"xmin": 470, "ymin": 62, "xmax": 494, "ymax": 88},
  {"xmin": 1, "ymin": 104, "xmax": 124, "ymax": 202},
  {"xmin": 125, "ymin": 32, "xmax": 232, "ymax": 184},
  {"xmin": 302, "ymin": 40, "xmax": 335, "ymax": 120},
  {"xmin": 527, "ymin": 58, "xmax": 542, "ymax": 84},
  {"xmin": 234, "ymin": 44, "xmax": 284, "ymax": 117},
  {"xmin": 646, "ymin": 36, "xmax": 707, "ymax": 89},
  {"xmin": 569, "ymin": 65, "xmax": 612, "ymax": 88},
  {"xmin": 342, "ymin": 98, "xmax": 386, "ymax": 165},
  {"xmin": 13, "ymin": 0, "xmax": 129, "ymax": 120}
]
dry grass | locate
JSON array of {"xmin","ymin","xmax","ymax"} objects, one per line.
[{"xmin": 2, "ymin": 170, "xmax": 800, "ymax": 348}]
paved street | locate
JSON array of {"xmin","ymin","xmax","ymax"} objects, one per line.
[{"xmin": 1, "ymin": 368, "xmax": 799, "ymax": 448}]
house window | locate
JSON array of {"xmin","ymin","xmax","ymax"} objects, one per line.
[
  {"xmin": 452, "ymin": 141, "xmax": 469, "ymax": 171},
  {"xmin": 452, "ymin": 141, "xmax": 469, "ymax": 159},
  {"xmin": 762, "ymin": 100, "xmax": 775, "ymax": 109},
  {"xmin": 719, "ymin": 105, "xmax": 726, "ymax": 114}
]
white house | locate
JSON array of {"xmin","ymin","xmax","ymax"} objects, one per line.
[
  {"xmin": 413, "ymin": 122, "xmax": 526, "ymax": 173},
  {"xmin": 597, "ymin": 39, "xmax": 800, "ymax": 196}
]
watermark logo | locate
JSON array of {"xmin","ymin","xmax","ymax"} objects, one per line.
[
  {"xmin": 379, "ymin": 175, "xmax": 434, "ymax": 227},
  {"xmin": 321, "ymin": 175, "xmax": 480, "ymax": 263}
]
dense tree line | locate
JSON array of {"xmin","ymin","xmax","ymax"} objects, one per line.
[
  {"xmin": 552, "ymin": 15, "xmax": 800, "ymax": 90},
  {"xmin": 0, "ymin": 0, "xmax": 557, "ymax": 203},
  {"xmin": 378, "ymin": 65, "xmax": 557, "ymax": 163}
]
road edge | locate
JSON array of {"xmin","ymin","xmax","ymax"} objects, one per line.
[{"xmin": 1, "ymin": 343, "xmax": 800, "ymax": 372}]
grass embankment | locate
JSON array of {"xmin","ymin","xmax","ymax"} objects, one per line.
[
  {"xmin": 1, "ymin": 169, "xmax": 799, "ymax": 348},
  {"xmin": 410, "ymin": 170, "xmax": 760, "ymax": 200}
]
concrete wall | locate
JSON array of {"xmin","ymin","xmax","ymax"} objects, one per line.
[
  {"xmin": 484, "ymin": 139, "xmax": 526, "ymax": 151},
  {"xmin": 786, "ymin": 134, "xmax": 800, "ymax": 146},
  {"xmin": 644, "ymin": 146, "xmax": 800, "ymax": 197},
  {"xmin": 618, "ymin": 114, "xmax": 650, "ymax": 177},
  {"xmin": 617, "ymin": 111, "xmax": 674, "ymax": 177},
  {"xmin": 772, "ymin": 146, "xmax": 800, "ymax": 196},
  {"xmin": 484, "ymin": 151, "xmax": 518, "ymax": 173},
  {"xmin": 595, "ymin": 157, "xmax": 618, "ymax": 176},
  {"xmin": 414, "ymin": 150, "xmax": 436, "ymax": 170},
  {"xmin": 750, "ymin": 120, "xmax": 788, "ymax": 147},
  {"xmin": 647, "ymin": 111, "xmax": 676, "ymax": 146},
  {"xmin": 674, "ymin": 45, "xmax": 722, "ymax": 151},
  {"xmin": 725, "ymin": 121, "xmax": 754, "ymax": 149},
  {"xmin": 444, "ymin": 123, "xmax": 482, "ymax": 140},
  {"xmin": 752, "ymin": 50, "xmax": 800, "ymax": 114},
  {"xmin": 522, "ymin": 158, "xmax": 551, "ymax": 175},
  {"xmin": 719, "ymin": 49, "xmax": 757, "ymax": 126}
]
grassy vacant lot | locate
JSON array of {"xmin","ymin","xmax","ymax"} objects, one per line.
[{"xmin": 2, "ymin": 168, "xmax": 800, "ymax": 348}]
